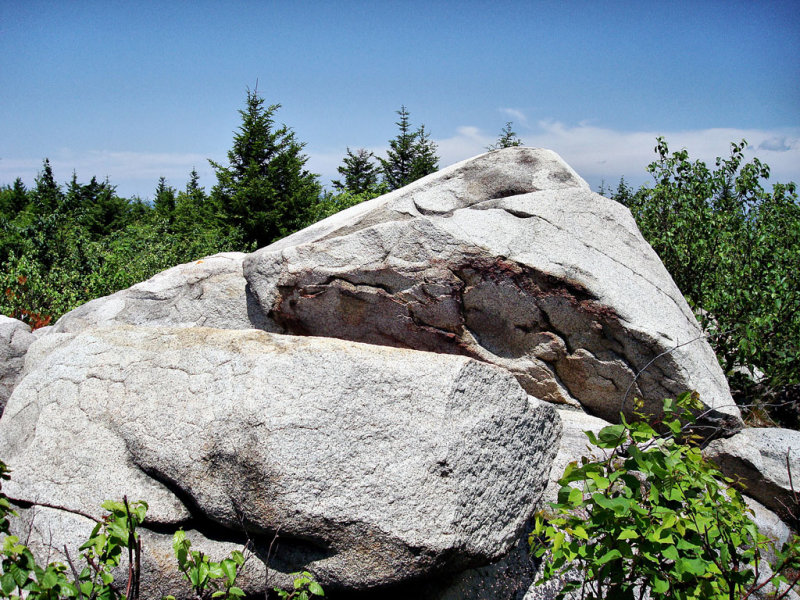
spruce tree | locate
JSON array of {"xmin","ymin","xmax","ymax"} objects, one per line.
[
  {"xmin": 380, "ymin": 107, "xmax": 439, "ymax": 190},
  {"xmin": 488, "ymin": 122, "xmax": 523, "ymax": 150},
  {"xmin": 333, "ymin": 148, "xmax": 381, "ymax": 195},
  {"xmin": 31, "ymin": 159, "xmax": 63, "ymax": 214},
  {"xmin": 409, "ymin": 124, "xmax": 439, "ymax": 181},
  {"xmin": 175, "ymin": 168, "xmax": 217, "ymax": 235},
  {"xmin": 380, "ymin": 106, "xmax": 417, "ymax": 190},
  {"xmin": 154, "ymin": 176, "xmax": 176, "ymax": 223},
  {"xmin": 78, "ymin": 176, "xmax": 128, "ymax": 238},
  {"xmin": 0, "ymin": 178, "xmax": 29, "ymax": 217},
  {"xmin": 210, "ymin": 88, "xmax": 321, "ymax": 248}
]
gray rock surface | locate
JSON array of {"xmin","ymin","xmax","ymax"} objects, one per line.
[
  {"xmin": 0, "ymin": 325, "xmax": 561, "ymax": 592},
  {"xmin": 705, "ymin": 427, "xmax": 800, "ymax": 520},
  {"xmin": 244, "ymin": 148, "xmax": 740, "ymax": 429},
  {"xmin": 543, "ymin": 409, "xmax": 612, "ymax": 505},
  {"xmin": 51, "ymin": 252, "xmax": 267, "ymax": 333},
  {"xmin": 0, "ymin": 315, "xmax": 36, "ymax": 416},
  {"xmin": 744, "ymin": 496, "xmax": 795, "ymax": 564}
]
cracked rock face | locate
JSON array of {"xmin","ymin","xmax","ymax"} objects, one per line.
[
  {"xmin": 244, "ymin": 148, "xmax": 740, "ymax": 429},
  {"xmin": 0, "ymin": 325, "xmax": 561, "ymax": 593},
  {"xmin": 0, "ymin": 315, "xmax": 36, "ymax": 417}
]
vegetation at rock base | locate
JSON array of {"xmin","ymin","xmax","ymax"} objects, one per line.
[
  {"xmin": 606, "ymin": 138, "xmax": 799, "ymax": 427},
  {"xmin": 0, "ymin": 460, "xmax": 323, "ymax": 599},
  {"xmin": 531, "ymin": 392, "xmax": 800, "ymax": 600},
  {"xmin": 1, "ymin": 460, "xmax": 150, "ymax": 600},
  {"xmin": 1, "ymin": 392, "xmax": 797, "ymax": 598}
]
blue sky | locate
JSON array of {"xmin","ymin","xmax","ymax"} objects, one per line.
[{"xmin": 1, "ymin": 0, "xmax": 798, "ymax": 200}]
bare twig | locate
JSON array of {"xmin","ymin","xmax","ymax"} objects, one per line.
[
  {"xmin": 123, "ymin": 496, "xmax": 135, "ymax": 600},
  {"xmin": 63, "ymin": 545, "xmax": 85, "ymax": 600},
  {"xmin": 263, "ymin": 531, "xmax": 280, "ymax": 599},
  {"xmin": 619, "ymin": 331, "xmax": 716, "ymax": 414}
]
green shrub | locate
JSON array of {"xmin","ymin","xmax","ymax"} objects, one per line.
[
  {"xmin": 274, "ymin": 571, "xmax": 325, "ymax": 600},
  {"xmin": 530, "ymin": 392, "xmax": 800, "ymax": 599},
  {"xmin": 164, "ymin": 530, "xmax": 245, "ymax": 600},
  {"xmin": 0, "ymin": 460, "xmax": 323, "ymax": 599},
  {"xmin": 1, "ymin": 492, "xmax": 146, "ymax": 599}
]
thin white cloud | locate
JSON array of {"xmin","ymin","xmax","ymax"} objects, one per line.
[
  {"xmin": 499, "ymin": 108, "xmax": 529, "ymax": 128},
  {"xmin": 5, "ymin": 125, "xmax": 798, "ymax": 200},
  {"xmin": 433, "ymin": 122, "xmax": 800, "ymax": 190},
  {"xmin": 435, "ymin": 126, "xmax": 495, "ymax": 167},
  {"xmin": 758, "ymin": 136, "xmax": 794, "ymax": 153}
]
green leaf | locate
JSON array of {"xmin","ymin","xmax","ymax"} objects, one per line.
[
  {"xmin": 677, "ymin": 557, "xmax": 707, "ymax": 576},
  {"xmin": 617, "ymin": 529, "xmax": 639, "ymax": 540},
  {"xmin": 2, "ymin": 572, "xmax": 17, "ymax": 594},
  {"xmin": 208, "ymin": 562, "xmax": 225, "ymax": 579},
  {"xmin": 662, "ymin": 545, "xmax": 679, "ymax": 561},
  {"xmin": 653, "ymin": 576, "xmax": 669, "ymax": 594},
  {"xmin": 596, "ymin": 549, "xmax": 622, "ymax": 565},
  {"xmin": 596, "ymin": 424, "xmax": 627, "ymax": 448},
  {"xmin": 39, "ymin": 568, "xmax": 59, "ymax": 589},
  {"xmin": 309, "ymin": 581, "xmax": 325, "ymax": 596},
  {"xmin": 101, "ymin": 500, "xmax": 125, "ymax": 513},
  {"xmin": 221, "ymin": 558, "xmax": 238, "ymax": 583},
  {"xmin": 567, "ymin": 487, "xmax": 583, "ymax": 506},
  {"xmin": 571, "ymin": 525, "xmax": 589, "ymax": 540}
]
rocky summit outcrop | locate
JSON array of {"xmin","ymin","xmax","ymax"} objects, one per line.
[
  {"xmin": 0, "ymin": 147, "xmax": 771, "ymax": 599},
  {"xmin": 0, "ymin": 325, "xmax": 560, "ymax": 594},
  {"xmin": 244, "ymin": 148, "xmax": 740, "ymax": 429}
]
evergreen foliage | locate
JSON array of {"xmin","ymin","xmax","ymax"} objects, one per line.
[
  {"xmin": 174, "ymin": 168, "xmax": 217, "ymax": 235},
  {"xmin": 380, "ymin": 106, "xmax": 439, "ymax": 190},
  {"xmin": 0, "ymin": 163, "xmax": 243, "ymax": 327},
  {"xmin": 380, "ymin": 106, "xmax": 417, "ymax": 190},
  {"xmin": 488, "ymin": 121, "xmax": 523, "ymax": 149},
  {"xmin": 332, "ymin": 148, "xmax": 383, "ymax": 195},
  {"xmin": 153, "ymin": 177, "xmax": 177, "ymax": 223},
  {"xmin": 0, "ymin": 180, "xmax": 28, "ymax": 218},
  {"xmin": 210, "ymin": 88, "xmax": 321, "ymax": 248},
  {"xmin": 31, "ymin": 159, "xmax": 62, "ymax": 215},
  {"xmin": 409, "ymin": 124, "xmax": 439, "ymax": 181}
]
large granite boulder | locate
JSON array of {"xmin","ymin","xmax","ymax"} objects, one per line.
[
  {"xmin": 2, "ymin": 148, "xmax": 773, "ymax": 599},
  {"xmin": 243, "ymin": 148, "xmax": 740, "ymax": 430},
  {"xmin": 0, "ymin": 325, "xmax": 560, "ymax": 594},
  {"xmin": 0, "ymin": 315, "xmax": 36, "ymax": 416},
  {"xmin": 50, "ymin": 252, "xmax": 267, "ymax": 333}
]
